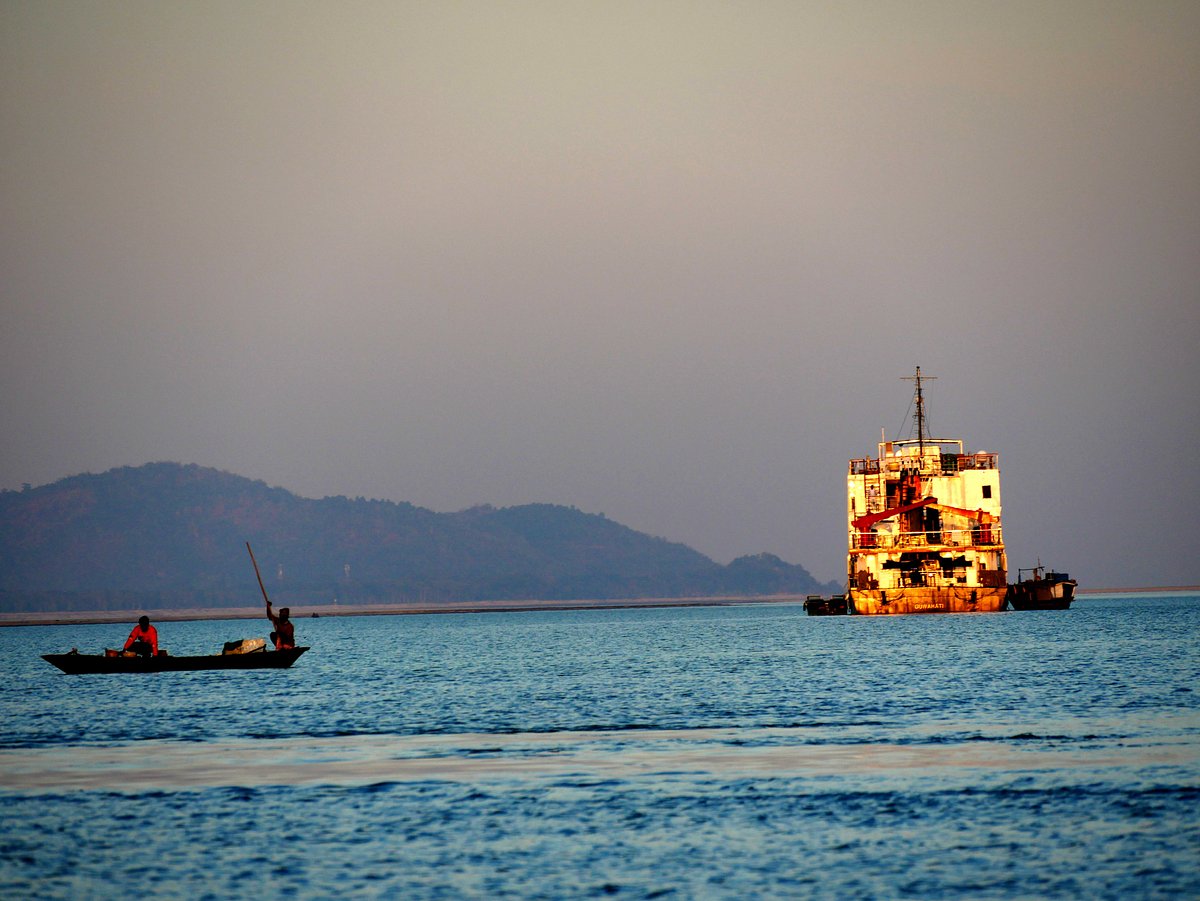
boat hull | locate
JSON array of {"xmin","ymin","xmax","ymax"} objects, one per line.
[
  {"xmin": 1007, "ymin": 580, "xmax": 1075, "ymax": 610},
  {"xmin": 42, "ymin": 647, "xmax": 309, "ymax": 674},
  {"xmin": 804, "ymin": 595, "xmax": 849, "ymax": 616},
  {"xmin": 848, "ymin": 586, "xmax": 1007, "ymax": 615}
]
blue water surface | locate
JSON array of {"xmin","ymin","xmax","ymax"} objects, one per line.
[{"xmin": 1, "ymin": 595, "xmax": 1197, "ymax": 899}]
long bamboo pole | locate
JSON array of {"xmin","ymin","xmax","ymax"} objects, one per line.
[{"xmin": 246, "ymin": 542, "xmax": 271, "ymax": 606}]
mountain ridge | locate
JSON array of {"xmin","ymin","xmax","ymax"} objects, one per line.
[{"xmin": 0, "ymin": 462, "xmax": 839, "ymax": 612}]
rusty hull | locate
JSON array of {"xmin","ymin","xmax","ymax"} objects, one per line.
[{"xmin": 848, "ymin": 585, "xmax": 1007, "ymax": 615}]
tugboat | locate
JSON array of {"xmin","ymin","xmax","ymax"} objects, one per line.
[
  {"xmin": 804, "ymin": 594, "xmax": 849, "ymax": 616},
  {"xmin": 1007, "ymin": 564, "xmax": 1076, "ymax": 610},
  {"xmin": 845, "ymin": 368, "xmax": 1008, "ymax": 615}
]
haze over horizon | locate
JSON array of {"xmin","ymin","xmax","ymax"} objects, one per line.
[{"xmin": 3, "ymin": 3, "xmax": 1198, "ymax": 588}]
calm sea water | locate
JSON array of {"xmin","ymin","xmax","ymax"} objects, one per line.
[{"xmin": 1, "ymin": 595, "xmax": 1197, "ymax": 899}]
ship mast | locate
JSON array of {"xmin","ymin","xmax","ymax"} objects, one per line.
[{"xmin": 902, "ymin": 366, "xmax": 936, "ymax": 452}]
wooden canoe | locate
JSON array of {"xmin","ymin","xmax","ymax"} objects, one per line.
[{"xmin": 42, "ymin": 647, "xmax": 309, "ymax": 674}]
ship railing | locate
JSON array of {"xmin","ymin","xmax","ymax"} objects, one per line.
[
  {"xmin": 957, "ymin": 452, "xmax": 999, "ymax": 471},
  {"xmin": 849, "ymin": 458, "xmax": 881, "ymax": 475},
  {"xmin": 849, "ymin": 452, "xmax": 997, "ymax": 477},
  {"xmin": 850, "ymin": 526, "xmax": 1004, "ymax": 550}
]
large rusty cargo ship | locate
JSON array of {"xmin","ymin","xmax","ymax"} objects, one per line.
[{"xmin": 846, "ymin": 369, "xmax": 1007, "ymax": 615}]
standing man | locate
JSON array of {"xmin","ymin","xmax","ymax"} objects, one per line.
[
  {"xmin": 266, "ymin": 600, "xmax": 295, "ymax": 650},
  {"xmin": 124, "ymin": 615, "xmax": 158, "ymax": 657}
]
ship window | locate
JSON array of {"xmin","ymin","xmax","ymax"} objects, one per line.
[{"xmin": 982, "ymin": 485, "xmax": 992, "ymax": 498}]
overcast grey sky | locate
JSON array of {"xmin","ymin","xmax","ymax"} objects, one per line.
[{"xmin": 2, "ymin": 2, "xmax": 1198, "ymax": 588}]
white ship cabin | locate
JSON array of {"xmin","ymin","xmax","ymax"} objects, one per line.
[{"xmin": 847, "ymin": 437, "xmax": 1003, "ymax": 557}]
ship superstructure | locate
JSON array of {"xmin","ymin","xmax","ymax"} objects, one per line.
[{"xmin": 846, "ymin": 369, "xmax": 1007, "ymax": 614}]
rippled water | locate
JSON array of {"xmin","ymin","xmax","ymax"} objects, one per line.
[{"xmin": 2, "ymin": 596, "xmax": 1197, "ymax": 898}]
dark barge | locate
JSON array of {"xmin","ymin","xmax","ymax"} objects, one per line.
[{"xmin": 804, "ymin": 594, "xmax": 850, "ymax": 616}]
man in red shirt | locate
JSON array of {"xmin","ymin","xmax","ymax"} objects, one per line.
[
  {"xmin": 266, "ymin": 600, "xmax": 295, "ymax": 650},
  {"xmin": 123, "ymin": 615, "xmax": 158, "ymax": 657}
]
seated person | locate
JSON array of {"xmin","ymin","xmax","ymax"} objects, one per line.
[
  {"xmin": 266, "ymin": 600, "xmax": 295, "ymax": 650},
  {"xmin": 123, "ymin": 615, "xmax": 159, "ymax": 657}
]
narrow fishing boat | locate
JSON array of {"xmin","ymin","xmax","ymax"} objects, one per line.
[
  {"xmin": 42, "ymin": 646, "xmax": 309, "ymax": 674},
  {"xmin": 42, "ymin": 544, "xmax": 311, "ymax": 674},
  {"xmin": 845, "ymin": 368, "xmax": 1008, "ymax": 615},
  {"xmin": 1006, "ymin": 565, "xmax": 1076, "ymax": 610}
]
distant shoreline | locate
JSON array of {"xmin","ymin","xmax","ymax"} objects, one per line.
[
  {"xmin": 3, "ymin": 587, "xmax": 1198, "ymax": 628},
  {"xmin": 0, "ymin": 594, "xmax": 811, "ymax": 628},
  {"xmin": 1076, "ymin": 586, "xmax": 1200, "ymax": 595}
]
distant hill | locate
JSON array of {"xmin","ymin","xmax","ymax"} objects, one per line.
[{"xmin": 0, "ymin": 463, "xmax": 839, "ymax": 613}]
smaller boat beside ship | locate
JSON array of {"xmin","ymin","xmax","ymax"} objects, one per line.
[
  {"xmin": 804, "ymin": 594, "xmax": 849, "ymax": 616},
  {"xmin": 1006, "ymin": 565, "xmax": 1076, "ymax": 610}
]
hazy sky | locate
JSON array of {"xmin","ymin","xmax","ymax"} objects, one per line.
[{"xmin": 3, "ymin": 2, "xmax": 1198, "ymax": 588}]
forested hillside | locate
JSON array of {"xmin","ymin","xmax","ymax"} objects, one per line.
[{"xmin": 0, "ymin": 463, "xmax": 837, "ymax": 612}]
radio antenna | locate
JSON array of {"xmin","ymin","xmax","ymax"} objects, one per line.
[{"xmin": 902, "ymin": 366, "xmax": 936, "ymax": 452}]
